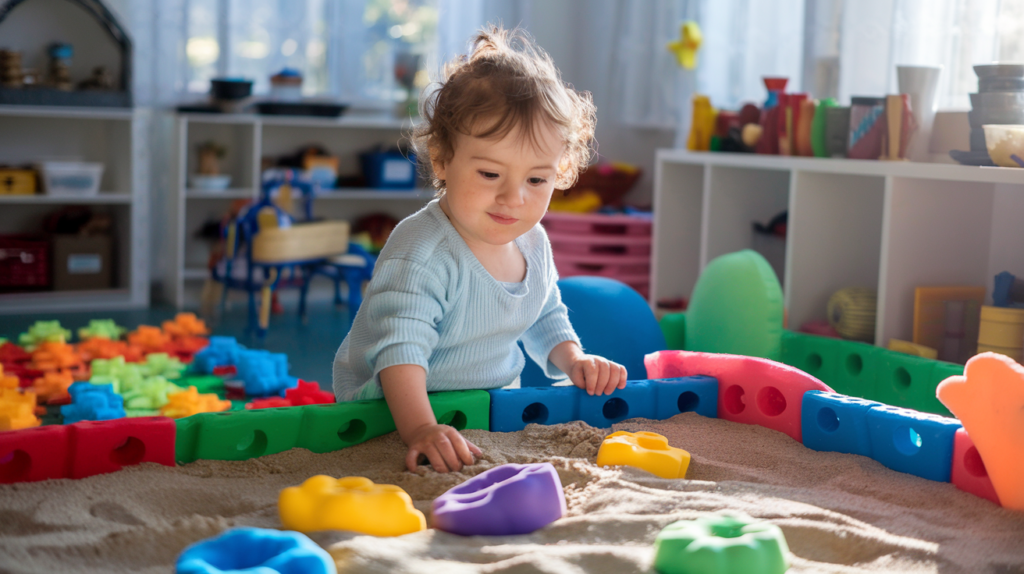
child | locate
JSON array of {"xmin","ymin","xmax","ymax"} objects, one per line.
[{"xmin": 333, "ymin": 26, "xmax": 627, "ymax": 473}]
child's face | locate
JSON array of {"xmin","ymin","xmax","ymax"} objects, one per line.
[{"xmin": 435, "ymin": 118, "xmax": 564, "ymax": 251}]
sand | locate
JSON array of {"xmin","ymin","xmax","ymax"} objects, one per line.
[{"xmin": 2, "ymin": 413, "xmax": 1023, "ymax": 573}]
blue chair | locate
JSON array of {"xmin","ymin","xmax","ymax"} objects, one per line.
[
  {"xmin": 520, "ymin": 276, "xmax": 666, "ymax": 387},
  {"xmin": 298, "ymin": 242, "xmax": 377, "ymax": 319}
]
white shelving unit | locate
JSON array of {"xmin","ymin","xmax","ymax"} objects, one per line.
[
  {"xmin": 652, "ymin": 150, "xmax": 1024, "ymax": 348},
  {"xmin": 168, "ymin": 112, "xmax": 431, "ymax": 308},
  {"xmin": 0, "ymin": 105, "xmax": 149, "ymax": 314}
]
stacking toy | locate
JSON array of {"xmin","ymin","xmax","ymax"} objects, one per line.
[
  {"xmin": 596, "ymin": 431, "xmax": 690, "ymax": 479},
  {"xmin": 654, "ymin": 514, "xmax": 791, "ymax": 574},
  {"xmin": 61, "ymin": 382, "xmax": 125, "ymax": 423},
  {"xmin": 176, "ymin": 527, "xmax": 336, "ymax": 574},
  {"xmin": 0, "ymin": 388, "xmax": 40, "ymax": 430},
  {"xmin": 279, "ymin": 475, "xmax": 426, "ymax": 536},
  {"xmin": 78, "ymin": 319, "xmax": 127, "ymax": 341},
  {"xmin": 159, "ymin": 386, "xmax": 230, "ymax": 418},
  {"xmin": 432, "ymin": 463, "xmax": 566, "ymax": 536},
  {"xmin": 937, "ymin": 352, "xmax": 1024, "ymax": 510}
]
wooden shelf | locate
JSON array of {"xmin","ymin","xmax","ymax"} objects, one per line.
[
  {"xmin": 0, "ymin": 289, "xmax": 138, "ymax": 314},
  {"xmin": 0, "ymin": 193, "xmax": 133, "ymax": 204},
  {"xmin": 0, "ymin": 105, "xmax": 135, "ymax": 121},
  {"xmin": 185, "ymin": 188, "xmax": 256, "ymax": 199}
]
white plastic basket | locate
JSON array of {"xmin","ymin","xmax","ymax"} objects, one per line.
[{"xmin": 39, "ymin": 162, "xmax": 104, "ymax": 196}]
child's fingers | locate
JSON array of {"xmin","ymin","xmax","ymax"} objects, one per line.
[
  {"xmin": 616, "ymin": 363, "xmax": 628, "ymax": 389},
  {"xmin": 434, "ymin": 434, "xmax": 463, "ymax": 472},
  {"xmin": 582, "ymin": 361, "xmax": 599, "ymax": 395},
  {"xmin": 448, "ymin": 431, "xmax": 477, "ymax": 467},
  {"xmin": 406, "ymin": 447, "xmax": 421, "ymax": 472},
  {"xmin": 597, "ymin": 360, "xmax": 612, "ymax": 395},
  {"xmin": 424, "ymin": 443, "xmax": 451, "ymax": 473},
  {"xmin": 465, "ymin": 438, "xmax": 483, "ymax": 457}
]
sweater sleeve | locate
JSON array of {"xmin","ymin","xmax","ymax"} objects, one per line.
[
  {"xmin": 520, "ymin": 246, "xmax": 581, "ymax": 380},
  {"xmin": 360, "ymin": 257, "xmax": 447, "ymax": 386}
]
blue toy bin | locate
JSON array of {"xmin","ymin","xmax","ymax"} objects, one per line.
[{"xmin": 360, "ymin": 150, "xmax": 417, "ymax": 189}]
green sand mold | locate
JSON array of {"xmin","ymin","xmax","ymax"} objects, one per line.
[
  {"xmin": 654, "ymin": 515, "xmax": 790, "ymax": 574},
  {"xmin": 174, "ymin": 390, "xmax": 491, "ymax": 464}
]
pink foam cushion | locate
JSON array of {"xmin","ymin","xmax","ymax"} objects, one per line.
[
  {"xmin": 645, "ymin": 350, "xmax": 832, "ymax": 443},
  {"xmin": 951, "ymin": 428, "xmax": 1001, "ymax": 505}
]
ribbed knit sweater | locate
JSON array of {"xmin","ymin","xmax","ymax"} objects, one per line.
[{"xmin": 332, "ymin": 199, "xmax": 580, "ymax": 401}]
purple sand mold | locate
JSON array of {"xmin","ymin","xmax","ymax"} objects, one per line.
[{"xmin": 432, "ymin": 462, "xmax": 566, "ymax": 536}]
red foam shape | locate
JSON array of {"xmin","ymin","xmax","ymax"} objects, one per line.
[
  {"xmin": 645, "ymin": 350, "xmax": 832, "ymax": 443},
  {"xmin": 0, "ymin": 425, "xmax": 69, "ymax": 484},
  {"xmin": 0, "ymin": 342, "xmax": 30, "ymax": 365},
  {"xmin": 285, "ymin": 380, "xmax": 335, "ymax": 405},
  {"xmin": 66, "ymin": 417, "xmax": 176, "ymax": 479},
  {"xmin": 951, "ymin": 428, "xmax": 1001, "ymax": 505},
  {"xmin": 246, "ymin": 397, "xmax": 292, "ymax": 409},
  {"xmin": 213, "ymin": 365, "xmax": 238, "ymax": 377}
]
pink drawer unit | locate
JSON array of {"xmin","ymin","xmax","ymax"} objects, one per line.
[
  {"xmin": 547, "ymin": 230, "xmax": 651, "ymax": 256},
  {"xmin": 542, "ymin": 211, "xmax": 652, "ymax": 237}
]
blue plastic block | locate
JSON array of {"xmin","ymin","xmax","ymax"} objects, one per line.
[
  {"xmin": 488, "ymin": 385, "xmax": 579, "ymax": 432},
  {"xmin": 651, "ymin": 376, "xmax": 719, "ymax": 420},
  {"xmin": 60, "ymin": 382, "xmax": 125, "ymax": 424},
  {"xmin": 801, "ymin": 391, "xmax": 882, "ymax": 457},
  {"xmin": 866, "ymin": 404, "xmax": 962, "ymax": 482},
  {"xmin": 578, "ymin": 381, "xmax": 655, "ymax": 427},
  {"xmin": 192, "ymin": 336, "xmax": 244, "ymax": 374},
  {"xmin": 176, "ymin": 527, "xmax": 335, "ymax": 574}
]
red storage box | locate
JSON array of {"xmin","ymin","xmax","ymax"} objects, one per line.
[{"xmin": 0, "ymin": 236, "xmax": 49, "ymax": 289}]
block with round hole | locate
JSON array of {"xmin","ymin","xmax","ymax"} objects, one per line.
[
  {"xmin": 0, "ymin": 424, "xmax": 69, "ymax": 484},
  {"xmin": 866, "ymin": 404, "xmax": 961, "ymax": 482},
  {"xmin": 193, "ymin": 407, "xmax": 305, "ymax": 461},
  {"xmin": 919, "ymin": 361, "xmax": 961, "ymax": 418},
  {"xmin": 801, "ymin": 391, "xmax": 882, "ymax": 457},
  {"xmin": 651, "ymin": 376, "xmax": 719, "ymax": 420},
  {"xmin": 875, "ymin": 351, "xmax": 936, "ymax": 412},
  {"xmin": 780, "ymin": 330, "xmax": 840, "ymax": 385},
  {"xmin": 830, "ymin": 341, "xmax": 883, "ymax": 399},
  {"xmin": 646, "ymin": 350, "xmax": 832, "ymax": 443},
  {"xmin": 174, "ymin": 414, "xmax": 201, "ymax": 464},
  {"xmin": 950, "ymin": 428, "xmax": 1000, "ymax": 505},
  {"xmin": 487, "ymin": 386, "xmax": 578, "ymax": 432},
  {"xmin": 578, "ymin": 381, "xmax": 655, "ymax": 428},
  {"xmin": 67, "ymin": 417, "xmax": 176, "ymax": 479},
  {"xmin": 427, "ymin": 390, "xmax": 490, "ymax": 431},
  {"xmin": 297, "ymin": 400, "xmax": 395, "ymax": 454}
]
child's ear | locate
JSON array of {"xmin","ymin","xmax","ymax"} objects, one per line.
[{"xmin": 431, "ymin": 157, "xmax": 447, "ymax": 181}]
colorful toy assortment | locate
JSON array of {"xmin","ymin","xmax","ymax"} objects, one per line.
[
  {"xmin": 596, "ymin": 431, "xmax": 691, "ymax": 479},
  {"xmin": 654, "ymin": 515, "xmax": 791, "ymax": 574},
  {"xmin": 279, "ymin": 475, "xmax": 426, "ymax": 536}
]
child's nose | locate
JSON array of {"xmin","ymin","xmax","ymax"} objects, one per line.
[{"xmin": 498, "ymin": 181, "xmax": 526, "ymax": 206}]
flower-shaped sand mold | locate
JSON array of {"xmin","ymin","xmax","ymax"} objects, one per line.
[
  {"xmin": 596, "ymin": 430, "xmax": 691, "ymax": 479},
  {"xmin": 176, "ymin": 527, "xmax": 335, "ymax": 574},
  {"xmin": 279, "ymin": 475, "xmax": 426, "ymax": 536},
  {"xmin": 431, "ymin": 462, "xmax": 566, "ymax": 536},
  {"xmin": 654, "ymin": 514, "xmax": 790, "ymax": 574}
]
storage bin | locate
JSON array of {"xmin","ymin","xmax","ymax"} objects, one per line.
[
  {"xmin": 39, "ymin": 162, "xmax": 104, "ymax": 196},
  {"xmin": 359, "ymin": 151, "xmax": 416, "ymax": 189},
  {"xmin": 0, "ymin": 236, "xmax": 50, "ymax": 289}
]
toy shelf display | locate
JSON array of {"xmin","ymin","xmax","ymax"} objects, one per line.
[{"xmin": 651, "ymin": 150, "xmax": 1024, "ymax": 348}]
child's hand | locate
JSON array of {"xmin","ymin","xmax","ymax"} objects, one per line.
[
  {"xmin": 569, "ymin": 355, "xmax": 628, "ymax": 396},
  {"xmin": 405, "ymin": 422, "xmax": 482, "ymax": 473}
]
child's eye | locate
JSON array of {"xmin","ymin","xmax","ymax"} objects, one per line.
[
  {"xmin": 528, "ymin": 177, "xmax": 547, "ymax": 185},
  {"xmin": 479, "ymin": 171, "xmax": 499, "ymax": 179}
]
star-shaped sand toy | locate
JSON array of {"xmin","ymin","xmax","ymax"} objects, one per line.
[
  {"xmin": 667, "ymin": 20, "xmax": 702, "ymax": 70},
  {"xmin": 937, "ymin": 352, "xmax": 1024, "ymax": 510}
]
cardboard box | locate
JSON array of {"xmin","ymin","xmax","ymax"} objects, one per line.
[{"xmin": 52, "ymin": 235, "xmax": 112, "ymax": 291}]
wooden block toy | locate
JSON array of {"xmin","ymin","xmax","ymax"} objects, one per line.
[
  {"xmin": 865, "ymin": 405, "xmax": 961, "ymax": 482},
  {"xmin": 950, "ymin": 428, "xmax": 1000, "ymax": 505},
  {"xmin": 279, "ymin": 475, "xmax": 426, "ymax": 536},
  {"xmin": 654, "ymin": 515, "xmax": 791, "ymax": 574},
  {"xmin": 67, "ymin": 417, "xmax": 176, "ymax": 479},
  {"xmin": 646, "ymin": 350, "xmax": 832, "ymax": 443},
  {"xmin": 913, "ymin": 286, "xmax": 984, "ymax": 364},
  {"xmin": 937, "ymin": 352, "xmax": 1024, "ymax": 510},
  {"xmin": 159, "ymin": 386, "xmax": 230, "ymax": 419},
  {"xmin": 596, "ymin": 430, "xmax": 690, "ymax": 479},
  {"xmin": 176, "ymin": 527, "xmax": 335, "ymax": 574},
  {"xmin": 0, "ymin": 424, "xmax": 69, "ymax": 483},
  {"xmin": 801, "ymin": 391, "xmax": 881, "ymax": 457},
  {"xmin": 0, "ymin": 388, "xmax": 40, "ymax": 430}
]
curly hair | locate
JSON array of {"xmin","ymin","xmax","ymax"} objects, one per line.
[{"xmin": 412, "ymin": 25, "xmax": 597, "ymax": 193}]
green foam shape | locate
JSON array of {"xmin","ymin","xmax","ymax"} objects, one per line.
[
  {"xmin": 18, "ymin": 320, "xmax": 71, "ymax": 348},
  {"xmin": 914, "ymin": 361, "xmax": 961, "ymax": 418},
  {"xmin": 194, "ymin": 407, "xmax": 305, "ymax": 461},
  {"xmin": 874, "ymin": 350, "xmax": 936, "ymax": 411},
  {"xmin": 78, "ymin": 319, "xmax": 126, "ymax": 341},
  {"xmin": 175, "ymin": 416, "xmax": 201, "ymax": 464},
  {"xmin": 779, "ymin": 331, "xmax": 841, "ymax": 385},
  {"xmin": 661, "ymin": 313, "xmax": 687, "ymax": 351},
  {"xmin": 178, "ymin": 375, "xmax": 225, "ymax": 394},
  {"xmin": 654, "ymin": 515, "xmax": 790, "ymax": 574},
  {"xmin": 297, "ymin": 399, "xmax": 396, "ymax": 454},
  {"xmin": 667, "ymin": 250, "xmax": 783, "ymax": 360},
  {"xmin": 830, "ymin": 340, "xmax": 884, "ymax": 399}
]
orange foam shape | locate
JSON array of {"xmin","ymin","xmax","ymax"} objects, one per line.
[{"xmin": 937, "ymin": 352, "xmax": 1024, "ymax": 510}]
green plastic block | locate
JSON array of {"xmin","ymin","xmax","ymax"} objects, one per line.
[
  {"xmin": 297, "ymin": 399, "xmax": 397, "ymax": 454},
  {"xmin": 875, "ymin": 350, "xmax": 936, "ymax": 410},
  {"xmin": 830, "ymin": 340, "xmax": 884, "ymax": 399},
  {"xmin": 915, "ymin": 361, "xmax": 962, "ymax": 418},
  {"xmin": 175, "ymin": 415, "xmax": 201, "ymax": 464},
  {"xmin": 178, "ymin": 374, "xmax": 225, "ymax": 394},
  {"xmin": 193, "ymin": 408, "xmax": 305, "ymax": 461},
  {"xmin": 660, "ymin": 312, "xmax": 687, "ymax": 351},
  {"xmin": 780, "ymin": 331, "xmax": 841, "ymax": 385},
  {"xmin": 654, "ymin": 515, "xmax": 790, "ymax": 574},
  {"xmin": 428, "ymin": 390, "xmax": 490, "ymax": 431}
]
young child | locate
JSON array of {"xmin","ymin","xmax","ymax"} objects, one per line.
[{"xmin": 333, "ymin": 26, "xmax": 627, "ymax": 473}]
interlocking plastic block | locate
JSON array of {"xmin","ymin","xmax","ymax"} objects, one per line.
[
  {"xmin": 78, "ymin": 319, "xmax": 127, "ymax": 341},
  {"xmin": 578, "ymin": 380, "xmax": 655, "ymax": 427},
  {"xmin": 0, "ymin": 342, "xmax": 31, "ymax": 365},
  {"xmin": 950, "ymin": 428, "xmax": 1000, "ymax": 505},
  {"xmin": 61, "ymin": 382, "xmax": 125, "ymax": 424},
  {"xmin": 163, "ymin": 312, "xmax": 210, "ymax": 338},
  {"xmin": 235, "ymin": 350, "xmax": 297, "ymax": 397},
  {"xmin": 176, "ymin": 527, "xmax": 336, "ymax": 574},
  {"xmin": 285, "ymin": 380, "xmax": 335, "ymax": 405},
  {"xmin": 295, "ymin": 399, "xmax": 397, "ymax": 454},
  {"xmin": 280, "ymin": 475, "xmax": 426, "ymax": 536},
  {"xmin": 0, "ymin": 371, "xmax": 18, "ymax": 391},
  {"xmin": 0, "ymin": 424, "xmax": 69, "ymax": 483},
  {"xmin": 830, "ymin": 340, "xmax": 883, "ymax": 399},
  {"xmin": 169, "ymin": 336, "xmax": 210, "ymax": 362},
  {"xmin": 192, "ymin": 336, "xmax": 244, "ymax": 374},
  {"xmin": 652, "ymin": 376, "xmax": 719, "ymax": 420},
  {"xmin": 128, "ymin": 325, "xmax": 172, "ymax": 353},
  {"xmin": 18, "ymin": 320, "xmax": 71, "ymax": 349},
  {"xmin": 921, "ymin": 361, "xmax": 961, "ymax": 418},
  {"xmin": 596, "ymin": 430, "xmax": 690, "ymax": 478},
  {"xmin": 140, "ymin": 353, "xmax": 186, "ymax": 380},
  {"xmin": 875, "ymin": 349, "xmax": 936, "ymax": 412},
  {"xmin": 801, "ymin": 391, "xmax": 882, "ymax": 457},
  {"xmin": 488, "ymin": 385, "xmax": 579, "ymax": 432},
  {"xmin": 30, "ymin": 341, "xmax": 82, "ymax": 372},
  {"xmin": 432, "ymin": 463, "xmax": 566, "ymax": 536},
  {"xmin": 654, "ymin": 514, "xmax": 791, "ymax": 574},
  {"xmin": 192, "ymin": 406, "xmax": 305, "ymax": 461},
  {"xmin": 780, "ymin": 330, "xmax": 841, "ymax": 386},
  {"xmin": 90, "ymin": 356, "xmax": 145, "ymax": 393},
  {"xmin": 866, "ymin": 404, "xmax": 961, "ymax": 482},
  {"xmin": 122, "ymin": 377, "xmax": 184, "ymax": 410},
  {"xmin": 178, "ymin": 374, "xmax": 225, "ymax": 395},
  {"xmin": 429, "ymin": 389, "xmax": 490, "ymax": 431},
  {"xmin": 0, "ymin": 388, "xmax": 40, "ymax": 430},
  {"xmin": 66, "ymin": 417, "xmax": 176, "ymax": 479},
  {"xmin": 646, "ymin": 350, "xmax": 832, "ymax": 443},
  {"xmin": 78, "ymin": 337, "xmax": 137, "ymax": 362},
  {"xmin": 159, "ymin": 386, "xmax": 231, "ymax": 419}
]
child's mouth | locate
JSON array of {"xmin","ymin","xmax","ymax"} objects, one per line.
[{"xmin": 488, "ymin": 213, "xmax": 518, "ymax": 225}]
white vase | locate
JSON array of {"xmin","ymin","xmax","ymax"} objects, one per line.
[{"xmin": 897, "ymin": 65, "xmax": 942, "ymax": 162}]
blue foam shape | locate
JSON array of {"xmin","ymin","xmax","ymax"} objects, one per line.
[
  {"xmin": 192, "ymin": 336, "xmax": 244, "ymax": 374},
  {"xmin": 650, "ymin": 376, "xmax": 719, "ymax": 419},
  {"xmin": 801, "ymin": 391, "xmax": 882, "ymax": 457},
  {"xmin": 60, "ymin": 382, "xmax": 125, "ymax": 424},
  {"xmin": 488, "ymin": 385, "xmax": 578, "ymax": 432},
  {"xmin": 866, "ymin": 404, "xmax": 962, "ymax": 482},
  {"xmin": 235, "ymin": 350, "xmax": 298, "ymax": 397},
  {"xmin": 578, "ymin": 380, "xmax": 655, "ymax": 427},
  {"xmin": 176, "ymin": 527, "xmax": 336, "ymax": 574}
]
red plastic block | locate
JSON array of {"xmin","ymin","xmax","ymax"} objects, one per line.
[
  {"xmin": 66, "ymin": 417, "xmax": 176, "ymax": 479},
  {"xmin": 951, "ymin": 428, "xmax": 1001, "ymax": 505},
  {"xmin": 0, "ymin": 425, "xmax": 70, "ymax": 484},
  {"xmin": 646, "ymin": 350, "xmax": 832, "ymax": 443}
]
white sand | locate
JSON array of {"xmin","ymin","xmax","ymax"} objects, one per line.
[{"xmin": 2, "ymin": 413, "xmax": 1023, "ymax": 573}]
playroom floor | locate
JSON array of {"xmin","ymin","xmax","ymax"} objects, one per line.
[{"xmin": 0, "ymin": 299, "xmax": 353, "ymax": 387}]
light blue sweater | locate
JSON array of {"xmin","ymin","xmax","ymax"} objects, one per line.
[{"xmin": 332, "ymin": 199, "xmax": 580, "ymax": 401}]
